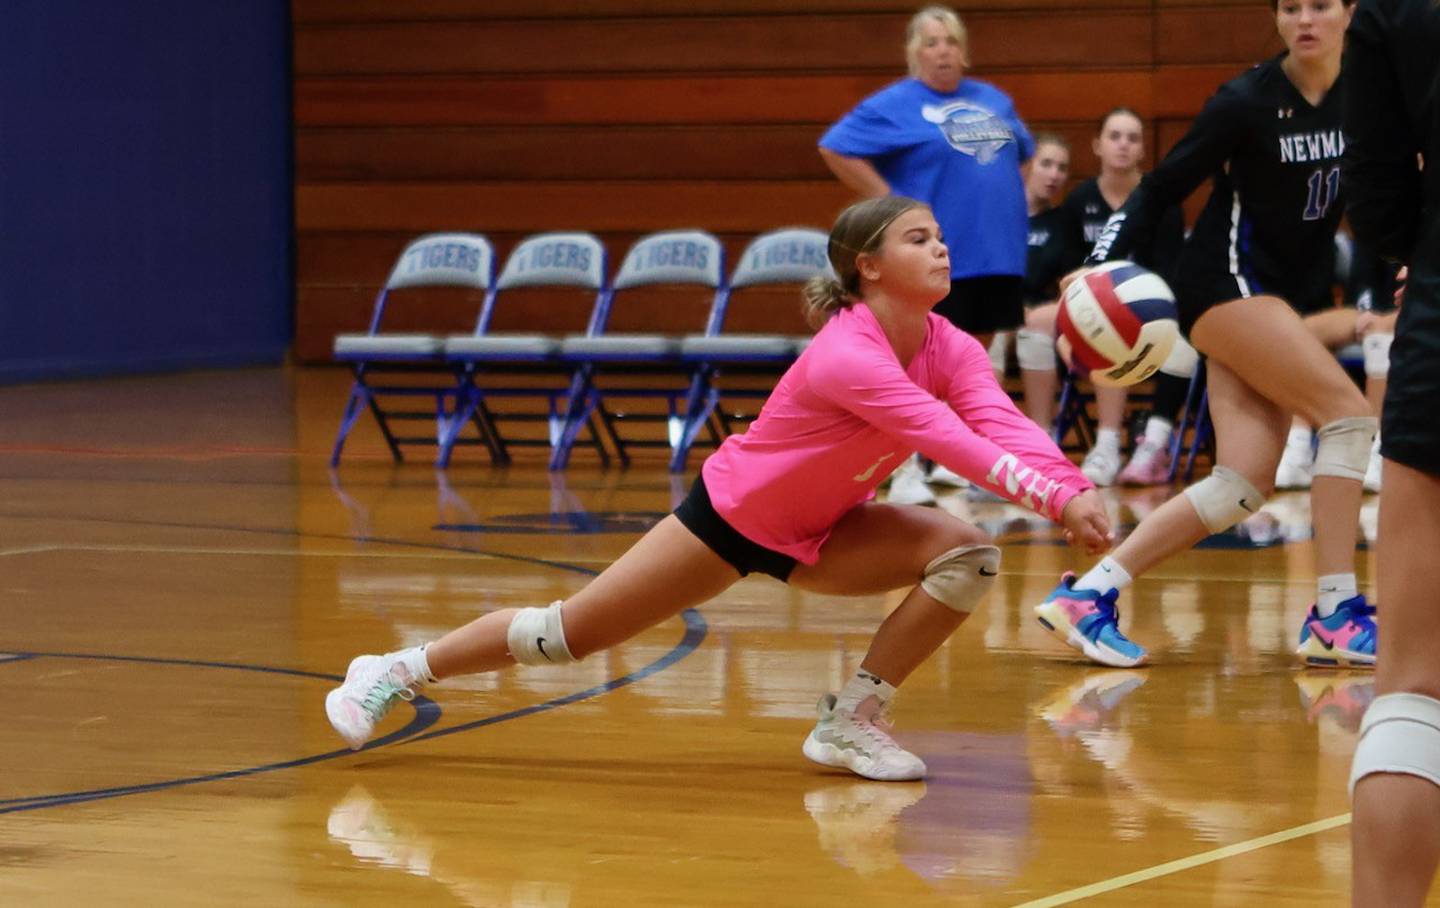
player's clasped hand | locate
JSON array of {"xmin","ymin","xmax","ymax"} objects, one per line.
[{"xmin": 1060, "ymin": 489, "xmax": 1112, "ymax": 554}]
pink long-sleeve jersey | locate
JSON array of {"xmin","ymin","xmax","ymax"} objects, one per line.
[{"xmin": 701, "ymin": 303, "xmax": 1092, "ymax": 564}]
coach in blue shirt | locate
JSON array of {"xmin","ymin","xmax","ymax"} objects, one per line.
[{"xmin": 819, "ymin": 4, "xmax": 1033, "ymax": 347}]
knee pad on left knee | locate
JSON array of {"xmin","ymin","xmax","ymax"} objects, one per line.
[
  {"xmin": 1016, "ymin": 329, "xmax": 1057, "ymax": 371},
  {"xmin": 1314, "ymin": 416, "xmax": 1378, "ymax": 480},
  {"xmin": 920, "ymin": 544, "xmax": 1001, "ymax": 614},
  {"xmin": 1183, "ymin": 466, "xmax": 1267, "ymax": 533},
  {"xmin": 506, "ymin": 601, "xmax": 578, "ymax": 666},
  {"xmin": 1350, "ymin": 693, "xmax": 1440, "ymax": 796},
  {"xmin": 1363, "ymin": 333, "xmax": 1393, "ymax": 379},
  {"xmin": 1159, "ymin": 337, "xmax": 1199, "ymax": 378}
]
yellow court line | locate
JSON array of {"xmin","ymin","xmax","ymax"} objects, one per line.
[{"xmin": 1010, "ymin": 813, "xmax": 1352, "ymax": 907}]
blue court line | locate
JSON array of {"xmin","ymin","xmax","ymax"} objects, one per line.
[{"xmin": 0, "ymin": 522, "xmax": 710, "ymax": 814}]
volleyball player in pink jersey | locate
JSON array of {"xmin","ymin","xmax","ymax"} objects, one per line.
[{"xmin": 324, "ymin": 196, "xmax": 1109, "ymax": 782}]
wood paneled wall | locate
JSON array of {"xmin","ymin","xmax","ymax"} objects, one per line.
[{"xmin": 292, "ymin": 1, "xmax": 1285, "ymax": 361}]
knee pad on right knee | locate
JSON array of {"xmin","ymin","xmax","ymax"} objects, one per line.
[
  {"xmin": 1351, "ymin": 693, "xmax": 1440, "ymax": 796},
  {"xmin": 920, "ymin": 544, "xmax": 1001, "ymax": 614},
  {"xmin": 507, "ymin": 601, "xmax": 577, "ymax": 666},
  {"xmin": 1016, "ymin": 329, "xmax": 1057, "ymax": 371},
  {"xmin": 1183, "ymin": 466, "xmax": 1267, "ymax": 533},
  {"xmin": 1159, "ymin": 337, "xmax": 1199, "ymax": 378},
  {"xmin": 1363, "ymin": 333, "xmax": 1393, "ymax": 379},
  {"xmin": 1314, "ymin": 416, "xmax": 1379, "ymax": 481}
]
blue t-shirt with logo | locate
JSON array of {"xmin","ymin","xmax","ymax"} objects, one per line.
[{"xmin": 820, "ymin": 78, "xmax": 1033, "ymax": 280}]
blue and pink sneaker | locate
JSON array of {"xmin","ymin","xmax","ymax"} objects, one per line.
[
  {"xmin": 1295, "ymin": 594, "xmax": 1377, "ymax": 668},
  {"xmin": 1034, "ymin": 573, "xmax": 1148, "ymax": 668}
]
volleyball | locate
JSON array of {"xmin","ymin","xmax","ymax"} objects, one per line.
[{"xmin": 1057, "ymin": 261, "xmax": 1180, "ymax": 388}]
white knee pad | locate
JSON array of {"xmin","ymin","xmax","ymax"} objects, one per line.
[
  {"xmin": 1183, "ymin": 466, "xmax": 1267, "ymax": 533},
  {"xmin": 987, "ymin": 331, "xmax": 1012, "ymax": 372},
  {"xmin": 1159, "ymin": 337, "xmax": 1199, "ymax": 378},
  {"xmin": 1314, "ymin": 416, "xmax": 1379, "ymax": 481},
  {"xmin": 920, "ymin": 544, "xmax": 1001, "ymax": 614},
  {"xmin": 506, "ymin": 601, "xmax": 577, "ymax": 666},
  {"xmin": 1363, "ymin": 333, "xmax": 1393, "ymax": 379},
  {"xmin": 1350, "ymin": 693, "xmax": 1440, "ymax": 796},
  {"xmin": 1015, "ymin": 329, "xmax": 1058, "ymax": 371}
]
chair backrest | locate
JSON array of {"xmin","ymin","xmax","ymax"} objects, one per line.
[
  {"xmin": 477, "ymin": 232, "xmax": 609, "ymax": 335},
  {"xmin": 496, "ymin": 232, "xmax": 607, "ymax": 291},
  {"xmin": 386, "ymin": 233, "xmax": 495, "ymax": 291},
  {"xmin": 608, "ymin": 230, "xmax": 727, "ymax": 335},
  {"xmin": 613, "ymin": 230, "xmax": 724, "ymax": 291},
  {"xmin": 367, "ymin": 233, "xmax": 496, "ymax": 335},
  {"xmin": 730, "ymin": 228, "xmax": 832, "ymax": 288}
]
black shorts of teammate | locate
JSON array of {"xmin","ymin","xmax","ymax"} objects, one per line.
[
  {"xmin": 932, "ymin": 275, "xmax": 1024, "ymax": 335},
  {"xmin": 1171, "ymin": 271, "xmax": 1330, "ymax": 338},
  {"xmin": 1381, "ymin": 263, "xmax": 1440, "ymax": 476},
  {"xmin": 673, "ymin": 474, "xmax": 797, "ymax": 581}
]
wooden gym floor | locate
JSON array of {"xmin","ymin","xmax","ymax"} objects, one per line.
[{"xmin": 0, "ymin": 366, "xmax": 1413, "ymax": 906}]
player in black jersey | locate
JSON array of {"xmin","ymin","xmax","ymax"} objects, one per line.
[
  {"xmin": 1019, "ymin": 109, "xmax": 1195, "ymax": 486},
  {"xmin": 1342, "ymin": 1, "xmax": 1440, "ymax": 904},
  {"xmin": 1030, "ymin": 0, "xmax": 1378, "ymax": 670},
  {"xmin": 1016, "ymin": 133, "xmax": 1073, "ymax": 427}
]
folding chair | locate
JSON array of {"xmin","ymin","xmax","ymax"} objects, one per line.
[
  {"xmin": 438, "ymin": 232, "xmax": 611, "ymax": 468},
  {"xmin": 331, "ymin": 233, "xmax": 495, "ymax": 466},
  {"xmin": 668, "ymin": 227, "xmax": 829, "ymax": 472},
  {"xmin": 554, "ymin": 230, "xmax": 727, "ymax": 471}
]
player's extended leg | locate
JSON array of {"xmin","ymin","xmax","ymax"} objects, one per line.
[
  {"xmin": 789, "ymin": 503, "xmax": 998, "ymax": 780},
  {"xmin": 325, "ymin": 514, "xmax": 742, "ymax": 749},
  {"xmin": 1193, "ymin": 295, "xmax": 1377, "ymax": 667},
  {"xmin": 1351, "ymin": 460, "xmax": 1440, "ymax": 906},
  {"xmin": 1033, "ymin": 358, "xmax": 1284, "ymax": 667}
]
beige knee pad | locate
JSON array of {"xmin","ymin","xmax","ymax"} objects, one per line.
[
  {"xmin": 1314, "ymin": 416, "xmax": 1378, "ymax": 481},
  {"xmin": 506, "ymin": 601, "xmax": 578, "ymax": 666},
  {"xmin": 1182, "ymin": 466, "xmax": 1267, "ymax": 533},
  {"xmin": 1363, "ymin": 333, "xmax": 1393, "ymax": 379},
  {"xmin": 920, "ymin": 544, "xmax": 1001, "ymax": 614},
  {"xmin": 1016, "ymin": 329, "xmax": 1058, "ymax": 371}
]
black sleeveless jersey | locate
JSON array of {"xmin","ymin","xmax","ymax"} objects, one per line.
[
  {"xmin": 1089, "ymin": 56, "xmax": 1346, "ymax": 314},
  {"xmin": 1063, "ymin": 178, "xmax": 1185, "ymax": 282}
]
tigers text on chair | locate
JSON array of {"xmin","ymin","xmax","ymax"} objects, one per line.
[
  {"xmin": 330, "ymin": 233, "xmax": 495, "ymax": 466},
  {"xmin": 439, "ymin": 232, "xmax": 611, "ymax": 468},
  {"xmin": 670, "ymin": 228, "xmax": 830, "ymax": 472},
  {"xmin": 554, "ymin": 230, "xmax": 727, "ymax": 471}
]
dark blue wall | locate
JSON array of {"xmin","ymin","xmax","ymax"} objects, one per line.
[{"xmin": 0, "ymin": 2, "xmax": 293, "ymax": 383}]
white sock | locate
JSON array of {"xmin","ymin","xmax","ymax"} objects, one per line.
[
  {"xmin": 390, "ymin": 645, "xmax": 439, "ymax": 685},
  {"xmin": 1095, "ymin": 428, "xmax": 1122, "ymax": 454},
  {"xmin": 1143, "ymin": 417, "xmax": 1173, "ymax": 448},
  {"xmin": 836, "ymin": 669, "xmax": 896, "ymax": 714},
  {"xmin": 1076, "ymin": 556, "xmax": 1133, "ymax": 595},
  {"xmin": 1316, "ymin": 573, "xmax": 1358, "ymax": 618}
]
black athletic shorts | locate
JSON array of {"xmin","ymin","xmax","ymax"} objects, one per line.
[
  {"xmin": 673, "ymin": 474, "xmax": 797, "ymax": 581},
  {"xmin": 932, "ymin": 275, "xmax": 1024, "ymax": 334},
  {"xmin": 1381, "ymin": 261, "xmax": 1440, "ymax": 475},
  {"xmin": 1174, "ymin": 271, "xmax": 1333, "ymax": 337}
]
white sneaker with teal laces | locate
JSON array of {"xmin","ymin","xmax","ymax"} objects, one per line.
[
  {"xmin": 325, "ymin": 654, "xmax": 423, "ymax": 750},
  {"xmin": 802, "ymin": 694, "xmax": 926, "ymax": 782}
]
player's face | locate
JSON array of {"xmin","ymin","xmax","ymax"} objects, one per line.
[
  {"xmin": 1275, "ymin": 0, "xmax": 1353, "ymax": 63},
  {"xmin": 863, "ymin": 208, "xmax": 951, "ymax": 304},
  {"xmin": 914, "ymin": 18, "xmax": 965, "ymax": 91},
  {"xmin": 1094, "ymin": 113, "xmax": 1144, "ymax": 173},
  {"xmin": 1026, "ymin": 143, "xmax": 1071, "ymax": 202}
]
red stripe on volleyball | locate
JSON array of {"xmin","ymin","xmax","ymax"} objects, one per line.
[
  {"xmin": 1057, "ymin": 289, "xmax": 1110, "ymax": 372},
  {"xmin": 1084, "ymin": 271, "xmax": 1143, "ymax": 347}
]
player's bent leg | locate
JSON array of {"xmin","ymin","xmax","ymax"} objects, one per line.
[{"xmin": 793, "ymin": 503, "xmax": 995, "ymax": 781}]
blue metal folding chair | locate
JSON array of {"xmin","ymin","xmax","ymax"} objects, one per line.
[
  {"xmin": 668, "ymin": 227, "xmax": 830, "ymax": 472},
  {"xmin": 439, "ymin": 232, "xmax": 611, "ymax": 468},
  {"xmin": 555, "ymin": 230, "xmax": 727, "ymax": 470},
  {"xmin": 330, "ymin": 233, "xmax": 495, "ymax": 466}
]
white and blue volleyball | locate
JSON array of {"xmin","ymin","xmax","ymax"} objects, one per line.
[{"xmin": 1057, "ymin": 261, "xmax": 1180, "ymax": 388}]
